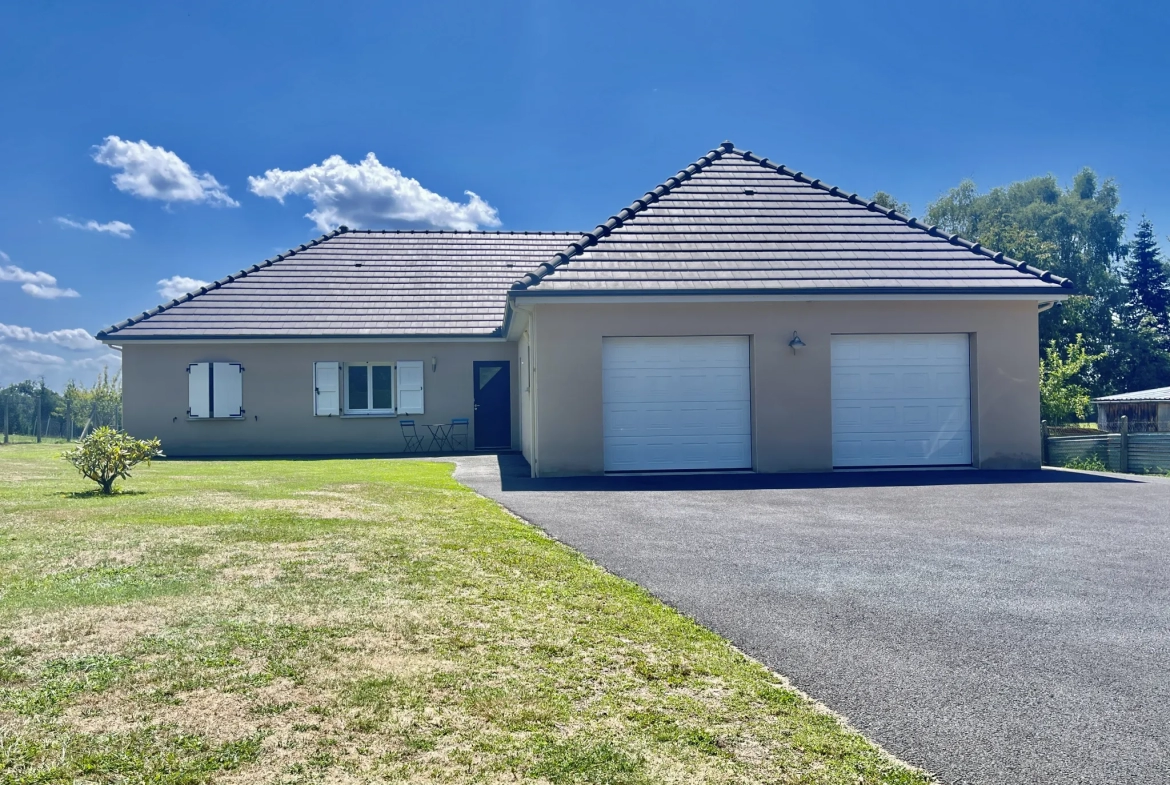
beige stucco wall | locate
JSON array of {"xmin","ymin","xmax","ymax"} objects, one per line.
[
  {"xmin": 525, "ymin": 299, "xmax": 1042, "ymax": 476},
  {"xmin": 120, "ymin": 341, "xmax": 518, "ymax": 456}
]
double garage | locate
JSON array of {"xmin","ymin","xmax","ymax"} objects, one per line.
[{"xmin": 601, "ymin": 333, "xmax": 973, "ymax": 472}]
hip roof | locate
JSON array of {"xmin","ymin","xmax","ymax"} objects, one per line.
[
  {"xmin": 99, "ymin": 230, "xmax": 577, "ymax": 339},
  {"xmin": 99, "ymin": 142, "xmax": 1071, "ymax": 341},
  {"xmin": 511, "ymin": 143, "xmax": 1071, "ymax": 297}
]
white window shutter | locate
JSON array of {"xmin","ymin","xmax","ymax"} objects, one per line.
[
  {"xmin": 188, "ymin": 363, "xmax": 210, "ymax": 418},
  {"xmin": 396, "ymin": 360, "xmax": 424, "ymax": 414},
  {"xmin": 212, "ymin": 362, "xmax": 243, "ymax": 418},
  {"xmin": 314, "ymin": 361, "xmax": 340, "ymax": 416}
]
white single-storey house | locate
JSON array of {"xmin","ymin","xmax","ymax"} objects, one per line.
[{"xmin": 98, "ymin": 142, "xmax": 1071, "ymax": 475}]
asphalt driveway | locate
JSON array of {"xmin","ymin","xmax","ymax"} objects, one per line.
[{"xmin": 454, "ymin": 455, "xmax": 1170, "ymax": 785}]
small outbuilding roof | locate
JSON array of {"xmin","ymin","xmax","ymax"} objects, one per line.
[
  {"xmin": 1094, "ymin": 386, "xmax": 1170, "ymax": 403},
  {"xmin": 513, "ymin": 143, "xmax": 1071, "ymax": 296}
]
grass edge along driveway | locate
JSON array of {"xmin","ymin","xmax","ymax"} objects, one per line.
[{"xmin": 0, "ymin": 445, "xmax": 934, "ymax": 784}]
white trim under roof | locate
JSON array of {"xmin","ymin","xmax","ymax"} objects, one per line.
[
  {"xmin": 98, "ymin": 335, "xmax": 509, "ymax": 346},
  {"xmin": 503, "ymin": 292, "xmax": 1068, "ymax": 340},
  {"xmin": 509, "ymin": 293, "xmax": 1069, "ymax": 305}
]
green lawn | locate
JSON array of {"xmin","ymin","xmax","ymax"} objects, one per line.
[{"xmin": 0, "ymin": 444, "xmax": 932, "ymax": 784}]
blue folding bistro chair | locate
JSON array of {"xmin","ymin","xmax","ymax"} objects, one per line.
[
  {"xmin": 448, "ymin": 418, "xmax": 469, "ymax": 450},
  {"xmin": 399, "ymin": 419, "xmax": 424, "ymax": 452}
]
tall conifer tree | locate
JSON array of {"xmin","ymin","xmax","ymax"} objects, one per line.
[{"xmin": 1124, "ymin": 218, "xmax": 1170, "ymax": 330}]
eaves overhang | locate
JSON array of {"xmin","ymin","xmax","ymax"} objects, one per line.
[{"xmin": 97, "ymin": 333, "xmax": 509, "ymax": 345}]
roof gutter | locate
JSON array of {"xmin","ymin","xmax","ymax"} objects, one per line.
[
  {"xmin": 509, "ymin": 290, "xmax": 1072, "ymax": 303},
  {"xmin": 98, "ymin": 334, "xmax": 510, "ymax": 345}
]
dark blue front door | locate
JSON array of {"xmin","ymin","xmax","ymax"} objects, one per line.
[{"xmin": 473, "ymin": 361, "xmax": 510, "ymax": 449}]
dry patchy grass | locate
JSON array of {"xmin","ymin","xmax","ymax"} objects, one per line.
[{"xmin": 0, "ymin": 444, "xmax": 934, "ymax": 784}]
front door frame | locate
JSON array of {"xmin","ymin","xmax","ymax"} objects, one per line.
[{"xmin": 473, "ymin": 360, "xmax": 511, "ymax": 450}]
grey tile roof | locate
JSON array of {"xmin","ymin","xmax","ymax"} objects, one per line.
[
  {"xmin": 100, "ymin": 230, "xmax": 578, "ymax": 339},
  {"xmin": 1094, "ymin": 386, "xmax": 1170, "ymax": 403},
  {"xmin": 101, "ymin": 141, "xmax": 1071, "ymax": 341},
  {"xmin": 512, "ymin": 143, "xmax": 1072, "ymax": 296}
]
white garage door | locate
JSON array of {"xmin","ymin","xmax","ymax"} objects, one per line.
[
  {"xmin": 603, "ymin": 336, "xmax": 752, "ymax": 471},
  {"xmin": 831, "ymin": 334, "xmax": 972, "ymax": 467}
]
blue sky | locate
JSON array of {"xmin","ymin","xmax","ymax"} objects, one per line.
[{"xmin": 2, "ymin": 0, "xmax": 1168, "ymax": 387}]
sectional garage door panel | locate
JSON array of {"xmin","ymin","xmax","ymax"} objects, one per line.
[
  {"xmin": 831, "ymin": 334, "xmax": 972, "ymax": 467},
  {"xmin": 603, "ymin": 337, "xmax": 751, "ymax": 471}
]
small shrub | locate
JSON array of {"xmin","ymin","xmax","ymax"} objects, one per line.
[
  {"xmin": 62, "ymin": 427, "xmax": 162, "ymax": 494},
  {"xmin": 1061, "ymin": 455, "xmax": 1108, "ymax": 472}
]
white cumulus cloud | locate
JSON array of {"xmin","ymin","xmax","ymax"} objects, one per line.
[
  {"xmin": 157, "ymin": 275, "xmax": 209, "ymax": 301},
  {"xmin": 21, "ymin": 283, "xmax": 80, "ymax": 299},
  {"xmin": 0, "ymin": 313, "xmax": 118, "ymax": 387},
  {"xmin": 0, "ymin": 343, "xmax": 66, "ymax": 367},
  {"xmin": 247, "ymin": 152, "xmax": 500, "ymax": 231},
  {"xmin": 0, "ymin": 323, "xmax": 99, "ymax": 350},
  {"xmin": 0, "ymin": 263, "xmax": 54, "ymax": 286},
  {"xmin": 92, "ymin": 135, "xmax": 238, "ymax": 207},
  {"xmin": 74, "ymin": 353, "xmax": 123, "ymax": 371},
  {"xmin": 0, "ymin": 254, "xmax": 79, "ymax": 300},
  {"xmin": 56, "ymin": 217, "xmax": 135, "ymax": 238},
  {"xmin": 0, "ymin": 344, "xmax": 121, "ymax": 388}
]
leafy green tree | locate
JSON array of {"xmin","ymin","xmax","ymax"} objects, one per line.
[
  {"xmin": 1039, "ymin": 334, "xmax": 1104, "ymax": 423},
  {"xmin": 62, "ymin": 427, "xmax": 162, "ymax": 494},
  {"xmin": 0, "ymin": 379, "xmax": 63, "ymax": 437},
  {"xmin": 922, "ymin": 168, "xmax": 1170, "ymax": 397},
  {"xmin": 1094, "ymin": 314, "xmax": 1170, "ymax": 393},
  {"xmin": 87, "ymin": 366, "xmax": 122, "ymax": 431},
  {"xmin": 0, "ymin": 369, "xmax": 119, "ymax": 440},
  {"xmin": 870, "ymin": 191, "xmax": 910, "ymax": 215},
  {"xmin": 63, "ymin": 380, "xmax": 87, "ymax": 440},
  {"xmin": 1123, "ymin": 218, "xmax": 1170, "ymax": 330},
  {"xmin": 927, "ymin": 169, "xmax": 1127, "ymax": 355}
]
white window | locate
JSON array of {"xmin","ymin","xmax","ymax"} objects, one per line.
[
  {"xmin": 344, "ymin": 362, "xmax": 395, "ymax": 415},
  {"xmin": 313, "ymin": 361, "xmax": 424, "ymax": 417},
  {"xmin": 187, "ymin": 362, "xmax": 243, "ymax": 419}
]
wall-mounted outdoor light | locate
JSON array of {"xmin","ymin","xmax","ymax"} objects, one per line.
[
  {"xmin": 788, "ymin": 331, "xmax": 806, "ymax": 354},
  {"xmin": 431, "ymin": 356, "xmax": 438, "ymax": 372}
]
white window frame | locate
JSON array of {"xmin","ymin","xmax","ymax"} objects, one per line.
[{"xmin": 343, "ymin": 362, "xmax": 396, "ymax": 416}]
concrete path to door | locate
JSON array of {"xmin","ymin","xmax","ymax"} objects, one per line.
[{"xmin": 453, "ymin": 455, "xmax": 1170, "ymax": 785}]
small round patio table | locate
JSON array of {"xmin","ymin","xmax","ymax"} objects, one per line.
[{"xmin": 424, "ymin": 423, "xmax": 451, "ymax": 452}]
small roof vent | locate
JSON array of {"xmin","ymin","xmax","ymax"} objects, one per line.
[{"xmin": 743, "ymin": 188, "xmax": 756, "ymax": 195}]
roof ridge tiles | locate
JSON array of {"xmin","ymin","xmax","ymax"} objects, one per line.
[
  {"xmin": 734, "ymin": 146, "xmax": 1072, "ymax": 290},
  {"xmin": 96, "ymin": 226, "xmax": 349, "ymax": 339},
  {"xmin": 511, "ymin": 142, "xmax": 736, "ymax": 290},
  {"xmin": 341, "ymin": 228, "xmax": 579, "ymax": 236}
]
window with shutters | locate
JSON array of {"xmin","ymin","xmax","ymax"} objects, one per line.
[
  {"xmin": 187, "ymin": 362, "xmax": 243, "ymax": 419},
  {"xmin": 343, "ymin": 363, "xmax": 395, "ymax": 415}
]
